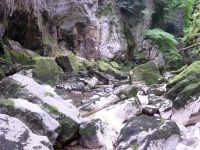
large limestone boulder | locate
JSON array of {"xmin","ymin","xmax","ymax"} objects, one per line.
[
  {"xmin": 0, "ymin": 114, "xmax": 52, "ymax": 150},
  {"xmin": 116, "ymin": 115, "xmax": 180, "ymax": 150},
  {"xmin": 79, "ymin": 119, "xmax": 116, "ymax": 149},
  {"xmin": 91, "ymin": 99, "xmax": 141, "ymax": 133},
  {"xmin": 129, "ymin": 61, "xmax": 163, "ymax": 85},
  {"xmin": 0, "ymin": 98, "xmax": 61, "ymax": 143},
  {"xmin": 0, "ymin": 73, "xmax": 82, "ymax": 145}
]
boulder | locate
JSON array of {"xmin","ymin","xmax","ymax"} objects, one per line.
[
  {"xmin": 116, "ymin": 115, "xmax": 180, "ymax": 150},
  {"xmin": 166, "ymin": 61, "xmax": 200, "ymax": 109},
  {"xmin": 7, "ymin": 40, "xmax": 23, "ymax": 51},
  {"xmin": 91, "ymin": 99, "xmax": 141, "ymax": 132},
  {"xmin": 79, "ymin": 119, "xmax": 116, "ymax": 149},
  {"xmin": 0, "ymin": 73, "xmax": 82, "ymax": 144},
  {"xmin": 55, "ymin": 51, "xmax": 82, "ymax": 73},
  {"xmin": 148, "ymin": 95, "xmax": 173, "ymax": 119},
  {"xmin": 0, "ymin": 98, "xmax": 61, "ymax": 143},
  {"xmin": 171, "ymin": 98, "xmax": 200, "ymax": 125},
  {"xmin": 129, "ymin": 61, "xmax": 163, "ymax": 85},
  {"xmin": 33, "ymin": 57, "xmax": 64, "ymax": 85},
  {"xmin": 141, "ymin": 39, "xmax": 165, "ymax": 70},
  {"xmin": 0, "ymin": 114, "xmax": 52, "ymax": 150}
]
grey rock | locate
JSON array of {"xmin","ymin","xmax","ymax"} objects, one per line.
[
  {"xmin": 0, "ymin": 114, "xmax": 53, "ymax": 150},
  {"xmin": 116, "ymin": 115, "xmax": 180, "ymax": 150},
  {"xmin": 79, "ymin": 119, "xmax": 116, "ymax": 149}
]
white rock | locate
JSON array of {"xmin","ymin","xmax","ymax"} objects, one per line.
[
  {"xmin": 171, "ymin": 98, "xmax": 200, "ymax": 125},
  {"xmin": 91, "ymin": 100, "xmax": 141, "ymax": 133},
  {"xmin": 176, "ymin": 123, "xmax": 200, "ymax": 150},
  {"xmin": 0, "ymin": 114, "xmax": 52, "ymax": 150},
  {"xmin": 10, "ymin": 74, "xmax": 81, "ymax": 122}
]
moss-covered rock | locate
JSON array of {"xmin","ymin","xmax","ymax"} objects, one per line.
[
  {"xmin": 166, "ymin": 61, "xmax": 200, "ymax": 108},
  {"xmin": 0, "ymin": 40, "xmax": 33, "ymax": 65},
  {"xmin": 129, "ymin": 61, "xmax": 163, "ymax": 85},
  {"xmin": 97, "ymin": 60, "xmax": 126, "ymax": 79},
  {"xmin": 116, "ymin": 115, "xmax": 180, "ymax": 150},
  {"xmin": 55, "ymin": 51, "xmax": 83, "ymax": 73},
  {"xmin": 33, "ymin": 57, "xmax": 64, "ymax": 85}
]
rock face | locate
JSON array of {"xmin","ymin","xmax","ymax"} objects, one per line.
[
  {"xmin": 116, "ymin": 115, "xmax": 180, "ymax": 150},
  {"xmin": 141, "ymin": 39, "xmax": 166, "ymax": 70},
  {"xmin": 0, "ymin": 114, "xmax": 52, "ymax": 150},
  {"xmin": 0, "ymin": 0, "xmax": 127, "ymax": 59},
  {"xmin": 117, "ymin": 0, "xmax": 156, "ymax": 51}
]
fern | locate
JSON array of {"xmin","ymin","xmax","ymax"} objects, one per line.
[
  {"xmin": 144, "ymin": 28, "xmax": 179, "ymax": 52},
  {"xmin": 144, "ymin": 28, "xmax": 185, "ymax": 69}
]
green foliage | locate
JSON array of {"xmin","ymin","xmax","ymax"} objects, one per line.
[
  {"xmin": 44, "ymin": 104, "xmax": 60, "ymax": 115},
  {"xmin": 144, "ymin": 29, "xmax": 185, "ymax": 69},
  {"xmin": 144, "ymin": 29, "xmax": 179, "ymax": 51},
  {"xmin": 153, "ymin": 0, "xmax": 196, "ymax": 28},
  {"xmin": 0, "ymin": 40, "xmax": 32, "ymax": 65},
  {"xmin": 96, "ymin": 1, "xmax": 113, "ymax": 15},
  {"xmin": 116, "ymin": 0, "xmax": 145, "ymax": 15}
]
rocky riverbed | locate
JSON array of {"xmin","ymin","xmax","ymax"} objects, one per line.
[{"xmin": 0, "ymin": 56, "xmax": 200, "ymax": 150}]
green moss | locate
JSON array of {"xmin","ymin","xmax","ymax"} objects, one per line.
[
  {"xmin": 9, "ymin": 50, "xmax": 32, "ymax": 65},
  {"xmin": 131, "ymin": 143, "xmax": 139, "ymax": 150},
  {"xmin": 44, "ymin": 104, "xmax": 60, "ymax": 115},
  {"xmin": 44, "ymin": 92, "xmax": 54, "ymax": 97},
  {"xmin": 33, "ymin": 57, "xmax": 64, "ymax": 85},
  {"xmin": 168, "ymin": 61, "xmax": 200, "ymax": 88},
  {"xmin": 173, "ymin": 82, "xmax": 200, "ymax": 109},
  {"xmin": 166, "ymin": 61, "xmax": 200, "ymax": 108},
  {"xmin": 110, "ymin": 61, "xmax": 121, "ymax": 69},
  {"xmin": 0, "ymin": 40, "xmax": 32, "ymax": 65},
  {"xmin": 0, "ymin": 99, "xmax": 14, "ymax": 106},
  {"xmin": 97, "ymin": 60, "xmax": 121, "ymax": 75},
  {"xmin": 66, "ymin": 51, "xmax": 81, "ymax": 73},
  {"xmin": 130, "ymin": 61, "xmax": 163, "ymax": 85}
]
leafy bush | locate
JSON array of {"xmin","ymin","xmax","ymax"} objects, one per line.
[
  {"xmin": 144, "ymin": 28, "xmax": 185, "ymax": 69},
  {"xmin": 144, "ymin": 28, "xmax": 179, "ymax": 51}
]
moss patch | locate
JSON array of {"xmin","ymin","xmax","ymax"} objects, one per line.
[
  {"xmin": 0, "ymin": 40, "xmax": 32, "ymax": 65},
  {"xmin": 33, "ymin": 57, "xmax": 64, "ymax": 85},
  {"xmin": 44, "ymin": 92, "xmax": 54, "ymax": 97},
  {"xmin": 44, "ymin": 104, "xmax": 60, "ymax": 115},
  {"xmin": 56, "ymin": 51, "xmax": 83, "ymax": 73},
  {"xmin": 0, "ymin": 99, "xmax": 14, "ymax": 106}
]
